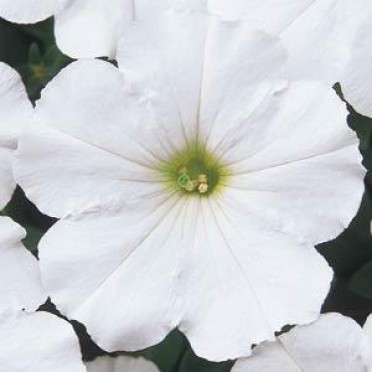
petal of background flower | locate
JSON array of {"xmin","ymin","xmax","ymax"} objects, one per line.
[
  {"xmin": 54, "ymin": 0, "xmax": 204, "ymax": 59},
  {"xmin": 55, "ymin": 0, "xmax": 131, "ymax": 59},
  {"xmin": 362, "ymin": 314, "xmax": 372, "ymax": 370},
  {"xmin": 0, "ymin": 147, "xmax": 15, "ymax": 210},
  {"xmin": 86, "ymin": 356, "xmax": 159, "ymax": 372},
  {"xmin": 0, "ymin": 62, "xmax": 32, "ymax": 209},
  {"xmin": 209, "ymin": 0, "xmax": 371, "ymax": 85},
  {"xmin": 0, "ymin": 0, "xmax": 66, "ymax": 23},
  {"xmin": 15, "ymin": 60, "xmax": 178, "ymax": 218},
  {"xmin": 280, "ymin": 0, "xmax": 368, "ymax": 83},
  {"xmin": 0, "ymin": 312, "xmax": 86, "ymax": 372},
  {"xmin": 0, "ymin": 217, "xmax": 46, "ymax": 316},
  {"xmin": 341, "ymin": 21, "xmax": 372, "ymax": 118},
  {"xmin": 208, "ymin": 81, "xmax": 364, "ymax": 245},
  {"xmin": 38, "ymin": 195, "xmax": 186, "ymax": 352},
  {"xmin": 232, "ymin": 313, "xmax": 365, "ymax": 372},
  {"xmin": 208, "ymin": 0, "xmax": 315, "ymax": 34},
  {"xmin": 178, "ymin": 198, "xmax": 332, "ymax": 361}
]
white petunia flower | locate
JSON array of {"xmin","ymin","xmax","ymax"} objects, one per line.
[
  {"xmin": 209, "ymin": 0, "xmax": 372, "ymax": 116},
  {"xmin": 0, "ymin": 216, "xmax": 86, "ymax": 372},
  {"xmin": 232, "ymin": 312, "xmax": 372, "ymax": 372},
  {"xmin": 86, "ymin": 355, "xmax": 159, "ymax": 372},
  {"xmin": 0, "ymin": 62, "xmax": 32, "ymax": 209},
  {"xmin": 0, "ymin": 0, "xmax": 205, "ymax": 59},
  {"xmin": 15, "ymin": 14, "xmax": 364, "ymax": 361},
  {"xmin": 0, "ymin": 0, "xmax": 66, "ymax": 23}
]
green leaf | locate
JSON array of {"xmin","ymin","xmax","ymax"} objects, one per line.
[
  {"xmin": 323, "ymin": 276, "xmax": 372, "ymax": 324},
  {"xmin": 28, "ymin": 42, "xmax": 42, "ymax": 65},
  {"xmin": 22, "ymin": 224, "xmax": 44, "ymax": 253},
  {"xmin": 0, "ymin": 17, "xmax": 31, "ymax": 67},
  {"xmin": 317, "ymin": 192, "xmax": 372, "ymax": 275},
  {"xmin": 350, "ymin": 262, "xmax": 372, "ymax": 301},
  {"xmin": 177, "ymin": 348, "xmax": 233, "ymax": 372},
  {"xmin": 139, "ymin": 330, "xmax": 186, "ymax": 372}
]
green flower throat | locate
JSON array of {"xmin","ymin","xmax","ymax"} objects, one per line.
[{"xmin": 160, "ymin": 143, "xmax": 228, "ymax": 197}]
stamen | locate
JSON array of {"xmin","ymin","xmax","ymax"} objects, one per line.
[
  {"xmin": 176, "ymin": 167, "xmax": 210, "ymax": 194},
  {"xmin": 198, "ymin": 174, "xmax": 207, "ymax": 183},
  {"xmin": 185, "ymin": 180, "xmax": 198, "ymax": 192},
  {"xmin": 164, "ymin": 147, "xmax": 225, "ymax": 197},
  {"xmin": 198, "ymin": 183, "xmax": 208, "ymax": 194}
]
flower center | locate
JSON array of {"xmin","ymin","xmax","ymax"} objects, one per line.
[{"xmin": 160, "ymin": 143, "xmax": 228, "ymax": 197}]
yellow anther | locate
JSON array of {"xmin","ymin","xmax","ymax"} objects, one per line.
[
  {"xmin": 198, "ymin": 183, "xmax": 208, "ymax": 194},
  {"xmin": 185, "ymin": 180, "xmax": 198, "ymax": 192},
  {"xmin": 198, "ymin": 174, "xmax": 208, "ymax": 183}
]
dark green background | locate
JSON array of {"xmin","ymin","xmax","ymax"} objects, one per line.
[{"xmin": 0, "ymin": 17, "xmax": 371, "ymax": 371}]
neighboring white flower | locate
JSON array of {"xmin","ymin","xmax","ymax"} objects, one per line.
[
  {"xmin": 15, "ymin": 14, "xmax": 364, "ymax": 361},
  {"xmin": 0, "ymin": 312, "xmax": 86, "ymax": 372},
  {"xmin": 0, "ymin": 216, "xmax": 46, "ymax": 315},
  {"xmin": 53, "ymin": 0, "xmax": 173, "ymax": 59},
  {"xmin": 0, "ymin": 62, "xmax": 32, "ymax": 209},
  {"xmin": 362, "ymin": 314, "xmax": 372, "ymax": 370},
  {"xmin": 232, "ymin": 312, "xmax": 372, "ymax": 372},
  {"xmin": 0, "ymin": 0, "xmax": 205, "ymax": 59},
  {"xmin": 86, "ymin": 355, "xmax": 159, "ymax": 372},
  {"xmin": 208, "ymin": 0, "xmax": 367, "ymax": 82},
  {"xmin": 341, "ymin": 22, "xmax": 372, "ymax": 117},
  {"xmin": 209, "ymin": 0, "xmax": 372, "ymax": 117},
  {"xmin": 0, "ymin": 216, "xmax": 86, "ymax": 372},
  {"xmin": 0, "ymin": 0, "xmax": 64, "ymax": 23}
]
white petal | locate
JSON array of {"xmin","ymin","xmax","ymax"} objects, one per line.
[
  {"xmin": 0, "ymin": 62, "xmax": 32, "ymax": 208},
  {"xmin": 39, "ymin": 194, "xmax": 331, "ymax": 361},
  {"xmin": 0, "ymin": 147, "xmax": 15, "ymax": 209},
  {"xmin": 210, "ymin": 0, "xmax": 370, "ymax": 84},
  {"xmin": 15, "ymin": 60, "xmax": 174, "ymax": 219},
  {"xmin": 0, "ymin": 312, "xmax": 86, "ymax": 372},
  {"xmin": 86, "ymin": 356, "xmax": 159, "ymax": 372},
  {"xmin": 232, "ymin": 313, "xmax": 364, "ymax": 372},
  {"xmin": 0, "ymin": 217, "xmax": 46, "ymax": 316},
  {"xmin": 38, "ymin": 195, "xmax": 185, "ymax": 352},
  {"xmin": 54, "ymin": 0, "xmax": 194, "ymax": 59},
  {"xmin": 228, "ymin": 146, "xmax": 364, "ymax": 246},
  {"xmin": 211, "ymin": 81, "xmax": 364, "ymax": 245},
  {"xmin": 116, "ymin": 13, "xmax": 209, "ymax": 141},
  {"xmin": 117, "ymin": 14, "xmax": 286, "ymax": 143},
  {"xmin": 341, "ymin": 21, "xmax": 372, "ymax": 117},
  {"xmin": 179, "ymin": 198, "xmax": 332, "ymax": 361},
  {"xmin": 197, "ymin": 26, "xmax": 286, "ymax": 139},
  {"xmin": 280, "ymin": 0, "xmax": 367, "ymax": 83},
  {"xmin": 0, "ymin": 0, "xmax": 65, "ymax": 23},
  {"xmin": 0, "ymin": 63, "xmax": 31, "ymax": 143},
  {"xmin": 55, "ymin": 0, "xmax": 131, "ymax": 59},
  {"xmin": 208, "ymin": 0, "xmax": 315, "ymax": 34},
  {"xmin": 363, "ymin": 314, "xmax": 372, "ymax": 370}
]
